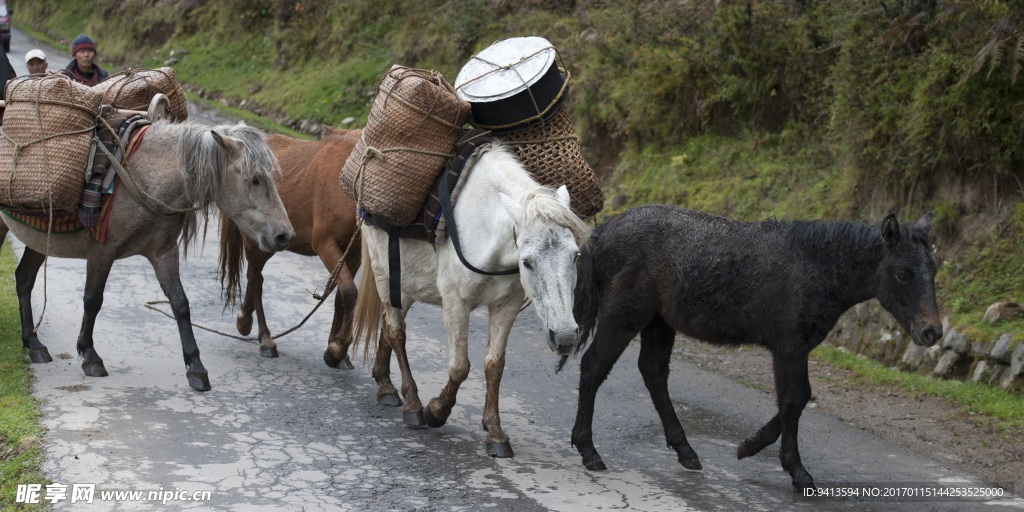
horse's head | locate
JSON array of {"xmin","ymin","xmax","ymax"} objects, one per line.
[
  {"xmin": 211, "ymin": 124, "xmax": 295, "ymax": 252},
  {"xmin": 502, "ymin": 185, "xmax": 591, "ymax": 355},
  {"xmin": 876, "ymin": 213, "xmax": 943, "ymax": 347}
]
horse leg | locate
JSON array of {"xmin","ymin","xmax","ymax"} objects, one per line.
[
  {"xmin": 572, "ymin": 308, "xmax": 643, "ymax": 471},
  {"xmin": 371, "ymin": 330, "xmax": 399, "ymax": 406},
  {"xmin": 638, "ymin": 315, "xmax": 701, "ymax": 470},
  {"xmin": 382, "ymin": 306, "xmax": 425, "ymax": 427},
  {"xmin": 423, "ymin": 298, "xmax": 472, "ymax": 432},
  {"xmin": 771, "ymin": 351, "xmax": 815, "ymax": 490},
  {"xmin": 14, "ymin": 248, "xmax": 51, "ymax": 363},
  {"xmin": 476, "ymin": 297, "xmax": 521, "ymax": 457},
  {"xmin": 149, "ymin": 247, "xmax": 210, "ymax": 391},
  {"xmin": 736, "ymin": 414, "xmax": 781, "ymax": 460},
  {"xmin": 244, "ymin": 250, "xmax": 276, "ymax": 357},
  {"xmin": 319, "ymin": 243, "xmax": 357, "ymax": 369},
  {"xmin": 76, "ymin": 254, "xmax": 115, "ymax": 378}
]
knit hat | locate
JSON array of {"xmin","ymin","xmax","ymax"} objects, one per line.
[
  {"xmin": 71, "ymin": 34, "xmax": 96, "ymax": 55},
  {"xmin": 25, "ymin": 49, "xmax": 46, "ymax": 63}
]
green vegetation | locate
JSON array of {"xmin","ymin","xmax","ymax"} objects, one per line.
[
  {"xmin": 10, "ymin": 0, "xmax": 1023, "ymax": 412},
  {"xmin": 0, "ymin": 241, "xmax": 48, "ymax": 510},
  {"xmin": 814, "ymin": 345, "xmax": 1024, "ymax": 430}
]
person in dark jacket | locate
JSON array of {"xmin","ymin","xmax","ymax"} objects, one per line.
[
  {"xmin": 58, "ymin": 34, "xmax": 110, "ymax": 86},
  {"xmin": 0, "ymin": 49, "xmax": 16, "ymax": 93}
]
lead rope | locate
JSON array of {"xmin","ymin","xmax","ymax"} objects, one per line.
[{"xmin": 145, "ymin": 224, "xmax": 363, "ymax": 342}]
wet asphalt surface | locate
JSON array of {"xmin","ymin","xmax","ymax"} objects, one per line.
[{"xmin": 4, "ymin": 27, "xmax": 1023, "ymax": 512}]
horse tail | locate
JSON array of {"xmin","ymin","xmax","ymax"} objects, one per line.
[
  {"xmin": 218, "ymin": 210, "xmax": 245, "ymax": 308},
  {"xmin": 352, "ymin": 239, "xmax": 382, "ymax": 366},
  {"xmin": 558, "ymin": 239, "xmax": 600, "ymax": 373}
]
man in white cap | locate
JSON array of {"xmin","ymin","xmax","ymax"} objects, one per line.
[{"xmin": 25, "ymin": 49, "xmax": 47, "ymax": 75}]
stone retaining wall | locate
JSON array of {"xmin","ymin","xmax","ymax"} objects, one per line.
[{"xmin": 825, "ymin": 300, "xmax": 1023, "ymax": 393}]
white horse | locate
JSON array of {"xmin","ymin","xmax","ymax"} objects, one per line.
[
  {"xmin": 352, "ymin": 141, "xmax": 591, "ymax": 457},
  {"xmin": 1, "ymin": 121, "xmax": 295, "ymax": 391}
]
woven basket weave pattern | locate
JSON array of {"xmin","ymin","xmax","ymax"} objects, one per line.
[
  {"xmin": 499, "ymin": 107, "xmax": 604, "ymax": 218},
  {"xmin": 340, "ymin": 66, "xmax": 470, "ymax": 226},
  {"xmin": 95, "ymin": 67, "xmax": 188, "ymax": 121},
  {"xmin": 0, "ymin": 76, "xmax": 103, "ymax": 213}
]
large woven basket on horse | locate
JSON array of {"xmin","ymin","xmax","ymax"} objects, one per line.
[
  {"xmin": 339, "ymin": 66, "xmax": 470, "ymax": 227},
  {"xmin": 94, "ymin": 66, "xmax": 188, "ymax": 122},
  {"xmin": 454, "ymin": 36, "xmax": 603, "ymax": 218},
  {"xmin": 0, "ymin": 75, "xmax": 104, "ymax": 214}
]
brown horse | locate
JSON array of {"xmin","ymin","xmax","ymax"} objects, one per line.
[{"xmin": 219, "ymin": 128, "xmax": 361, "ymax": 368}]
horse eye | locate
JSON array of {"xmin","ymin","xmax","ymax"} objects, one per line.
[
  {"xmin": 521, "ymin": 259, "xmax": 533, "ymax": 271},
  {"xmin": 574, "ymin": 252, "xmax": 581, "ymax": 262},
  {"xmin": 895, "ymin": 270, "xmax": 911, "ymax": 284},
  {"xmin": 251, "ymin": 176, "xmax": 261, "ymax": 186}
]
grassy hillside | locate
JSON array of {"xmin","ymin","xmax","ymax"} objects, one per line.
[{"xmin": 15, "ymin": 0, "xmax": 1024, "ymax": 341}]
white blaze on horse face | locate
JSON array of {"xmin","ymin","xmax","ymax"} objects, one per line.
[
  {"xmin": 503, "ymin": 192, "xmax": 580, "ymax": 355},
  {"xmin": 214, "ymin": 132, "xmax": 294, "ymax": 253}
]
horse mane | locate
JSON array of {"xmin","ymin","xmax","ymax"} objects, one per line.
[
  {"xmin": 476, "ymin": 141, "xmax": 592, "ymax": 246},
  {"xmin": 786, "ymin": 217, "xmax": 928, "ymax": 250},
  {"xmin": 153, "ymin": 121, "xmax": 278, "ymax": 250}
]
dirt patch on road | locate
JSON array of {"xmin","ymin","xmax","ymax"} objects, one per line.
[{"xmin": 673, "ymin": 340, "xmax": 1024, "ymax": 494}]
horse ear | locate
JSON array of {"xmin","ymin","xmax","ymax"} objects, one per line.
[
  {"xmin": 211, "ymin": 130, "xmax": 242, "ymax": 159},
  {"xmin": 881, "ymin": 213, "xmax": 901, "ymax": 246},
  {"xmin": 500, "ymin": 193, "xmax": 523, "ymax": 226},
  {"xmin": 555, "ymin": 185, "xmax": 571, "ymax": 209},
  {"xmin": 916, "ymin": 212, "xmax": 934, "ymax": 232}
]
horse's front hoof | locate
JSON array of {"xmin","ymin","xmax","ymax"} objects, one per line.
[
  {"xmin": 260, "ymin": 345, "xmax": 278, "ymax": 358},
  {"xmin": 236, "ymin": 314, "xmax": 253, "ymax": 336},
  {"xmin": 403, "ymin": 410, "xmax": 426, "ymax": 429},
  {"xmin": 323, "ymin": 351, "xmax": 354, "ymax": 369},
  {"xmin": 583, "ymin": 457, "xmax": 607, "ymax": 471},
  {"xmin": 81, "ymin": 360, "xmax": 108, "ymax": 377},
  {"xmin": 680, "ymin": 458, "xmax": 703, "ymax": 471},
  {"xmin": 187, "ymin": 369, "xmax": 211, "ymax": 391},
  {"xmin": 736, "ymin": 440, "xmax": 755, "ymax": 460},
  {"xmin": 486, "ymin": 441, "xmax": 514, "ymax": 458},
  {"xmin": 423, "ymin": 406, "xmax": 447, "ymax": 429},
  {"xmin": 377, "ymin": 392, "xmax": 402, "ymax": 407},
  {"xmin": 29, "ymin": 348, "xmax": 52, "ymax": 363},
  {"xmin": 791, "ymin": 469, "xmax": 815, "ymax": 492}
]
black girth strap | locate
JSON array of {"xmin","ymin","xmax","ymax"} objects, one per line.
[{"xmin": 438, "ymin": 150, "xmax": 519, "ymax": 277}]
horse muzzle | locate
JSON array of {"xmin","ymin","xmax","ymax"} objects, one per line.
[
  {"xmin": 547, "ymin": 328, "xmax": 578, "ymax": 356},
  {"xmin": 912, "ymin": 324, "xmax": 943, "ymax": 347},
  {"xmin": 260, "ymin": 228, "xmax": 295, "ymax": 252}
]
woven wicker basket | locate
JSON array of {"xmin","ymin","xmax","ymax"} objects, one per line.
[
  {"xmin": 0, "ymin": 75, "xmax": 103, "ymax": 214},
  {"xmin": 498, "ymin": 107, "xmax": 604, "ymax": 218},
  {"xmin": 340, "ymin": 65, "xmax": 470, "ymax": 226},
  {"xmin": 95, "ymin": 66, "xmax": 188, "ymax": 121}
]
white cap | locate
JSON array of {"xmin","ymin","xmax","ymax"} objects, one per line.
[{"xmin": 25, "ymin": 49, "xmax": 46, "ymax": 63}]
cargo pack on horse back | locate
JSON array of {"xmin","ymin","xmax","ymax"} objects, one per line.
[
  {"xmin": 0, "ymin": 74, "xmax": 294, "ymax": 391},
  {"xmin": 218, "ymin": 127, "xmax": 362, "ymax": 367}
]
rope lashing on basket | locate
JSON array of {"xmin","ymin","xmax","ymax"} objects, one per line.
[
  {"xmin": 350, "ymin": 131, "xmax": 457, "ymax": 214},
  {"xmin": 454, "ymin": 46, "xmax": 572, "ymax": 131}
]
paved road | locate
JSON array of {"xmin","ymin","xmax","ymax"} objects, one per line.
[{"xmin": 3, "ymin": 27, "xmax": 1023, "ymax": 512}]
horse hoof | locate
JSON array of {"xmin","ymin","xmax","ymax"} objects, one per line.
[
  {"xmin": 29, "ymin": 348, "xmax": 52, "ymax": 363},
  {"xmin": 323, "ymin": 351, "xmax": 354, "ymax": 369},
  {"xmin": 377, "ymin": 393, "xmax": 402, "ymax": 407},
  {"xmin": 403, "ymin": 410, "xmax": 426, "ymax": 429},
  {"xmin": 423, "ymin": 407, "xmax": 447, "ymax": 429},
  {"xmin": 736, "ymin": 441, "xmax": 752, "ymax": 460},
  {"xmin": 583, "ymin": 458, "xmax": 607, "ymax": 471},
  {"xmin": 486, "ymin": 441, "xmax": 514, "ymax": 458},
  {"xmin": 260, "ymin": 346, "xmax": 278, "ymax": 358},
  {"xmin": 81, "ymin": 361, "xmax": 108, "ymax": 377},
  {"xmin": 236, "ymin": 315, "xmax": 252, "ymax": 336},
  {"xmin": 187, "ymin": 369, "xmax": 211, "ymax": 392},
  {"xmin": 680, "ymin": 458, "xmax": 703, "ymax": 471}
]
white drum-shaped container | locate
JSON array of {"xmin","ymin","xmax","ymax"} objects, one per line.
[{"xmin": 454, "ymin": 36, "xmax": 568, "ymax": 132}]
